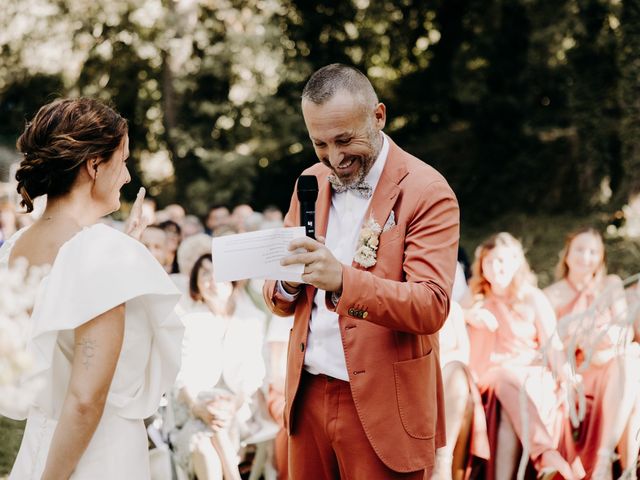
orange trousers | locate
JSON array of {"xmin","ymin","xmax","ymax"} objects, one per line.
[
  {"xmin": 288, "ymin": 371, "xmax": 429, "ymax": 480},
  {"xmin": 267, "ymin": 384, "xmax": 289, "ymax": 480}
]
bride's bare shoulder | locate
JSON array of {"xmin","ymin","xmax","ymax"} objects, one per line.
[{"xmin": 9, "ymin": 221, "xmax": 83, "ymax": 268}]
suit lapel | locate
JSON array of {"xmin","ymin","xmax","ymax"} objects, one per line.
[{"xmin": 354, "ymin": 138, "xmax": 408, "ymax": 269}]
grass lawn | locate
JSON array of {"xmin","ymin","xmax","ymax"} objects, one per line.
[{"xmin": 0, "ymin": 416, "xmax": 24, "ymax": 476}]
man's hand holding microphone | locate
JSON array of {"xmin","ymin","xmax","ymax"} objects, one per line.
[{"xmin": 280, "ymin": 175, "xmax": 343, "ymax": 295}]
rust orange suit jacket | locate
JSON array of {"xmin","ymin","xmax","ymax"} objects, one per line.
[{"xmin": 263, "ymin": 137, "xmax": 460, "ymax": 473}]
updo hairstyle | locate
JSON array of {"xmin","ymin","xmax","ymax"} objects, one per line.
[{"xmin": 15, "ymin": 98, "xmax": 128, "ymax": 212}]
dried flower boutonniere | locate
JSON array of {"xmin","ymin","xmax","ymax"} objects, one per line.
[{"xmin": 354, "ymin": 216, "xmax": 382, "ymax": 268}]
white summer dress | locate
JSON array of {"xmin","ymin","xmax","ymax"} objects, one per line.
[{"xmin": 0, "ymin": 223, "xmax": 184, "ymax": 479}]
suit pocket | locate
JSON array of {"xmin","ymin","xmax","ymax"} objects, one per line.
[{"xmin": 393, "ymin": 352, "xmax": 436, "ymax": 439}]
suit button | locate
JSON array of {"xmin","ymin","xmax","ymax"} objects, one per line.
[
  {"xmin": 300, "ymin": 342, "xmax": 305, "ymax": 352},
  {"xmin": 348, "ymin": 308, "xmax": 355, "ymax": 316},
  {"xmin": 362, "ymin": 311, "xmax": 368, "ymax": 319}
]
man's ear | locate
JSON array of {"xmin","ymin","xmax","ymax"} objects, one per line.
[{"xmin": 374, "ymin": 102, "xmax": 386, "ymax": 130}]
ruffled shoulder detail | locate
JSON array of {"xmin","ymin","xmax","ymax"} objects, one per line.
[
  {"xmin": 0, "ymin": 227, "xmax": 29, "ymax": 268},
  {"xmin": 3, "ymin": 224, "xmax": 184, "ymax": 420}
]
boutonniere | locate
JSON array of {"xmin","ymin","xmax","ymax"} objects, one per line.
[{"xmin": 354, "ymin": 216, "xmax": 382, "ymax": 268}]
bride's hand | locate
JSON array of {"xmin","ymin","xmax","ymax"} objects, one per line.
[{"xmin": 124, "ymin": 187, "xmax": 149, "ymax": 240}]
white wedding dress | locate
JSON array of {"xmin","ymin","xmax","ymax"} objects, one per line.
[{"xmin": 0, "ymin": 223, "xmax": 184, "ymax": 479}]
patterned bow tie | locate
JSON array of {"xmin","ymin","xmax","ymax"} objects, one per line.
[{"xmin": 328, "ymin": 175, "xmax": 373, "ymax": 199}]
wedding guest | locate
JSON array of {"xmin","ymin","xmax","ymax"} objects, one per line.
[
  {"xmin": 452, "ymin": 257, "xmax": 470, "ymax": 302},
  {"xmin": 231, "ymin": 204, "xmax": 253, "ymax": 232},
  {"xmin": 155, "ymin": 208, "xmax": 170, "ymax": 224},
  {"xmin": 140, "ymin": 224, "xmax": 169, "ymax": 266},
  {"xmin": 464, "ymin": 232, "xmax": 579, "ymax": 479},
  {"xmin": 242, "ymin": 212, "xmax": 264, "ymax": 233},
  {"xmin": 142, "ymin": 197, "xmax": 157, "ymax": 225},
  {"xmin": 544, "ymin": 227, "xmax": 640, "ymax": 479},
  {"xmin": 205, "ymin": 205, "xmax": 230, "ymax": 236},
  {"xmin": 262, "ymin": 205, "xmax": 283, "ymax": 223},
  {"xmin": 165, "ymin": 203, "xmax": 186, "ymax": 225},
  {"xmin": 169, "ymin": 253, "xmax": 265, "ymax": 480},
  {"xmin": 264, "ymin": 311, "xmax": 293, "ymax": 480},
  {"xmin": 172, "ymin": 233, "xmax": 218, "ymax": 314},
  {"xmin": 176, "ymin": 234, "xmax": 213, "ymax": 281},
  {"xmin": 158, "ymin": 219, "xmax": 181, "ymax": 273},
  {"xmin": 625, "ymin": 280, "xmax": 640, "ymax": 342},
  {"xmin": 182, "ymin": 214, "xmax": 205, "ymax": 238},
  {"xmin": 0, "ymin": 200, "xmax": 18, "ymax": 246},
  {"xmin": 432, "ymin": 301, "xmax": 489, "ymax": 480}
]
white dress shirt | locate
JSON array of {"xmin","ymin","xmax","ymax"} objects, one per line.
[{"xmin": 280, "ymin": 134, "xmax": 389, "ymax": 381}]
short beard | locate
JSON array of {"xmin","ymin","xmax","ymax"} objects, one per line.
[
  {"xmin": 332, "ymin": 129, "xmax": 382, "ymax": 188},
  {"xmin": 351, "ymin": 128, "xmax": 382, "ymax": 185}
]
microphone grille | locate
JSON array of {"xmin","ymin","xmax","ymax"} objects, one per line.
[
  {"xmin": 297, "ymin": 175, "xmax": 318, "ymax": 192},
  {"xmin": 297, "ymin": 175, "xmax": 318, "ymax": 201}
]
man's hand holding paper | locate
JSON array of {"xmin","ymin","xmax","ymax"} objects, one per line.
[{"xmin": 280, "ymin": 235, "xmax": 343, "ymax": 293}]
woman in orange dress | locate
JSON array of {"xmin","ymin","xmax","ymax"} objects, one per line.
[
  {"xmin": 464, "ymin": 233, "xmax": 580, "ymax": 480},
  {"xmin": 544, "ymin": 228, "xmax": 640, "ymax": 479}
]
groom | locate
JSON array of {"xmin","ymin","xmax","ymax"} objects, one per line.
[{"xmin": 263, "ymin": 64, "xmax": 459, "ymax": 479}]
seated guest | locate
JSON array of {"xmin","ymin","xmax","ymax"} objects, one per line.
[
  {"xmin": 158, "ymin": 219, "xmax": 182, "ymax": 274},
  {"xmin": 230, "ymin": 204, "xmax": 253, "ymax": 232},
  {"xmin": 0, "ymin": 201, "xmax": 18, "ymax": 246},
  {"xmin": 140, "ymin": 224, "xmax": 168, "ymax": 266},
  {"xmin": 432, "ymin": 301, "xmax": 489, "ymax": 480},
  {"xmin": 463, "ymin": 232, "xmax": 579, "ymax": 479},
  {"xmin": 265, "ymin": 311, "xmax": 294, "ymax": 480},
  {"xmin": 169, "ymin": 254, "xmax": 265, "ymax": 480},
  {"xmin": 142, "ymin": 197, "xmax": 157, "ymax": 225},
  {"xmin": 544, "ymin": 227, "xmax": 640, "ymax": 479},
  {"xmin": 624, "ymin": 281, "xmax": 640, "ymax": 343},
  {"xmin": 172, "ymin": 233, "xmax": 213, "ymax": 306},
  {"xmin": 205, "ymin": 205, "xmax": 231, "ymax": 236},
  {"xmin": 165, "ymin": 203, "xmax": 186, "ymax": 225},
  {"xmin": 182, "ymin": 214, "xmax": 205, "ymax": 238},
  {"xmin": 262, "ymin": 205, "xmax": 283, "ymax": 223}
]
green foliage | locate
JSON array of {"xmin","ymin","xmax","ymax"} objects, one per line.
[
  {"xmin": 0, "ymin": 417, "xmax": 23, "ymax": 475},
  {"xmin": 0, "ymin": 0, "xmax": 636, "ymax": 222},
  {"xmin": 619, "ymin": 0, "xmax": 640, "ymax": 198}
]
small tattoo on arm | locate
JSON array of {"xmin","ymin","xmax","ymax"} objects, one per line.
[{"xmin": 77, "ymin": 337, "xmax": 97, "ymax": 370}]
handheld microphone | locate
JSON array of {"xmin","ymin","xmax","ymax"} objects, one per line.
[{"xmin": 297, "ymin": 175, "xmax": 318, "ymax": 239}]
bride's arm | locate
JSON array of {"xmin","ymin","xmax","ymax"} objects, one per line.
[{"xmin": 41, "ymin": 305, "xmax": 125, "ymax": 480}]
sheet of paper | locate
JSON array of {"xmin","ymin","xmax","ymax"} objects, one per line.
[{"xmin": 211, "ymin": 227, "xmax": 306, "ymax": 282}]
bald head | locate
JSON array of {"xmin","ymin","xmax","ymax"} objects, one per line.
[{"xmin": 302, "ymin": 64, "xmax": 378, "ymax": 113}]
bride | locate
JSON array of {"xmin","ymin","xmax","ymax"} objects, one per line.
[{"xmin": 0, "ymin": 98, "xmax": 184, "ymax": 479}]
